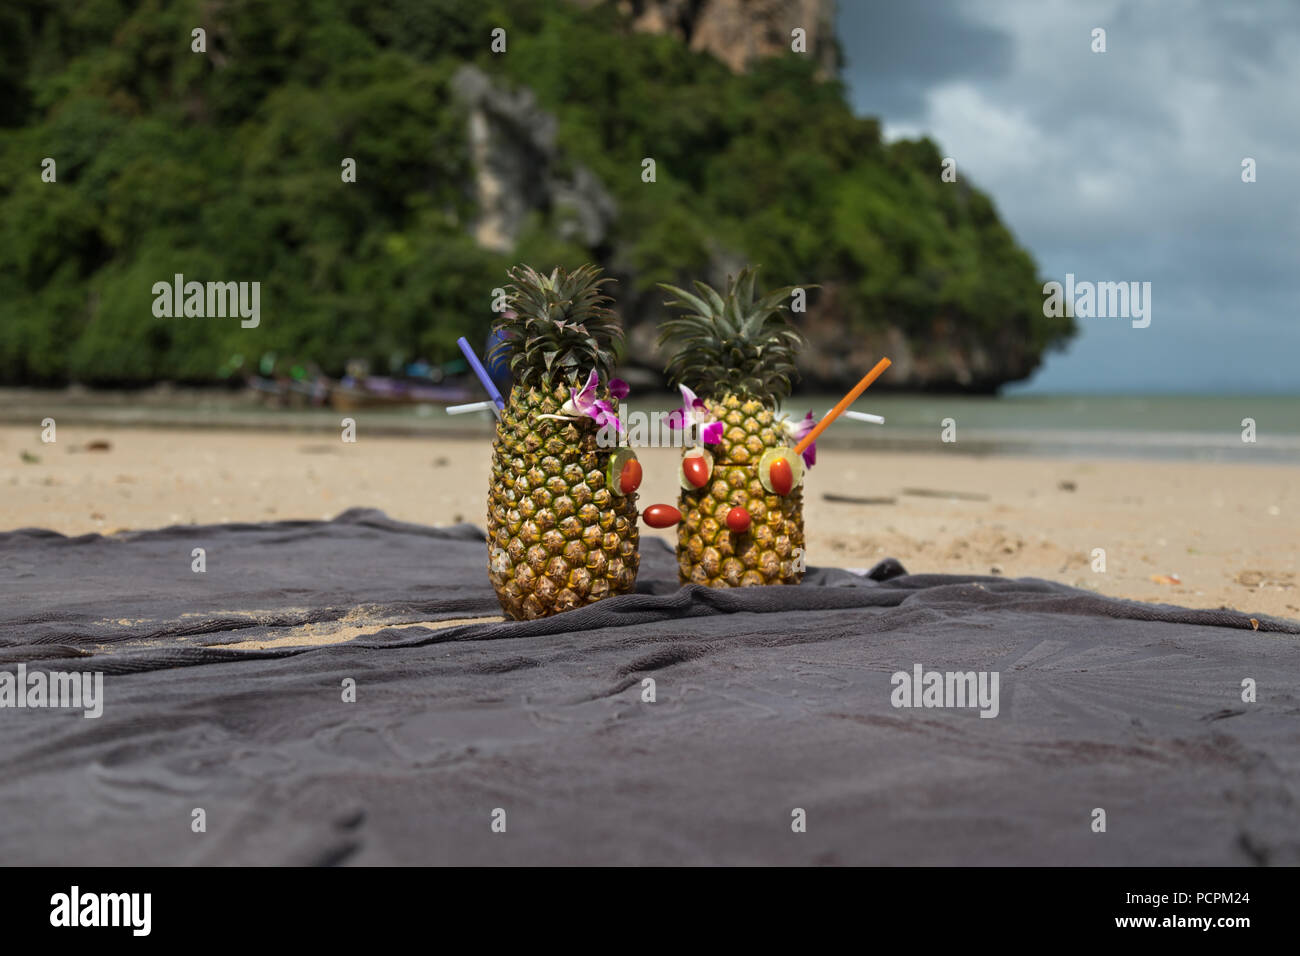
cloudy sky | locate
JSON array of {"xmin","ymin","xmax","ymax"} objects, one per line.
[{"xmin": 837, "ymin": 0, "xmax": 1299, "ymax": 393}]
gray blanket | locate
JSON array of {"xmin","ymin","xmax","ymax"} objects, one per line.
[{"xmin": 1, "ymin": 509, "xmax": 1297, "ymax": 865}]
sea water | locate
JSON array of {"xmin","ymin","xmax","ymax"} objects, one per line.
[{"xmin": 785, "ymin": 393, "xmax": 1300, "ymax": 462}]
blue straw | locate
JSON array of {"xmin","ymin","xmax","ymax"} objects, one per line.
[{"xmin": 457, "ymin": 336, "xmax": 506, "ymax": 410}]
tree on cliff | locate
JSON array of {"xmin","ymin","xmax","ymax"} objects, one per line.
[{"xmin": 0, "ymin": 0, "xmax": 1073, "ymax": 390}]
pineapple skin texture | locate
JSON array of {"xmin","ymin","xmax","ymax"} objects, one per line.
[
  {"xmin": 677, "ymin": 394, "xmax": 805, "ymax": 587},
  {"xmin": 487, "ymin": 382, "xmax": 639, "ymax": 619}
]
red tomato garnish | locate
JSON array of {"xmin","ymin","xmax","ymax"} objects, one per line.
[
  {"xmin": 643, "ymin": 504, "xmax": 682, "ymax": 528},
  {"xmin": 682, "ymin": 455, "xmax": 710, "ymax": 488},
  {"xmin": 620, "ymin": 458, "xmax": 642, "ymax": 495},
  {"xmin": 725, "ymin": 506, "xmax": 751, "ymax": 534},
  {"xmin": 769, "ymin": 457, "xmax": 794, "ymax": 495}
]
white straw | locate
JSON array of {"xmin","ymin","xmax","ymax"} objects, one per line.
[
  {"xmin": 446, "ymin": 400, "xmax": 499, "ymax": 416},
  {"xmin": 831, "ymin": 409, "xmax": 885, "ymax": 425}
]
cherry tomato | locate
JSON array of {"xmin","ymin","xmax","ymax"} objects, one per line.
[
  {"xmin": 725, "ymin": 506, "xmax": 751, "ymax": 534},
  {"xmin": 769, "ymin": 457, "xmax": 794, "ymax": 495},
  {"xmin": 682, "ymin": 455, "xmax": 710, "ymax": 488},
  {"xmin": 620, "ymin": 458, "xmax": 643, "ymax": 495},
  {"xmin": 643, "ymin": 504, "xmax": 682, "ymax": 528}
]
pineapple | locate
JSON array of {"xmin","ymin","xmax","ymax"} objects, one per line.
[
  {"xmin": 658, "ymin": 267, "xmax": 808, "ymax": 588},
  {"xmin": 486, "ymin": 264, "xmax": 640, "ymax": 620}
]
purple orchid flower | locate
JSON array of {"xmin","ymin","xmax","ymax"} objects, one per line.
[
  {"xmin": 589, "ymin": 399, "xmax": 624, "ymax": 433},
  {"xmin": 609, "ymin": 378, "xmax": 630, "ymax": 399},
  {"xmin": 666, "ymin": 384, "xmax": 723, "ymax": 445},
  {"xmin": 553, "ymin": 369, "xmax": 626, "ymax": 433},
  {"xmin": 560, "ymin": 369, "xmax": 599, "ymax": 416},
  {"xmin": 782, "ymin": 411, "xmax": 817, "ymax": 468}
]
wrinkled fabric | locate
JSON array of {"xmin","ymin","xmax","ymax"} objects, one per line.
[{"xmin": 1, "ymin": 508, "xmax": 1296, "ymax": 865}]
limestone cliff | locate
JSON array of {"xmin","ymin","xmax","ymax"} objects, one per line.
[
  {"xmin": 455, "ymin": 1, "xmax": 1059, "ymax": 393},
  {"xmin": 592, "ymin": 0, "xmax": 840, "ymax": 75},
  {"xmin": 453, "ymin": 65, "xmax": 617, "ymax": 254}
]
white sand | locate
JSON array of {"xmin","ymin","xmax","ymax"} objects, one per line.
[{"xmin": 2, "ymin": 425, "xmax": 1294, "ymax": 620}]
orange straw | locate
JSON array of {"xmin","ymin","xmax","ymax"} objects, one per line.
[{"xmin": 794, "ymin": 357, "xmax": 892, "ymax": 457}]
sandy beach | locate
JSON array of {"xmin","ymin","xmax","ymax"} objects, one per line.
[{"xmin": 1, "ymin": 424, "xmax": 1295, "ymax": 621}]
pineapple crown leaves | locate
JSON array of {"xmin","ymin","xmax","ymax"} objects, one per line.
[
  {"xmin": 490, "ymin": 264, "xmax": 622, "ymax": 389},
  {"xmin": 656, "ymin": 266, "xmax": 812, "ymax": 404}
]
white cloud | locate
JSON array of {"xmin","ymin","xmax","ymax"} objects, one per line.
[{"xmin": 849, "ymin": 0, "xmax": 1300, "ymax": 390}]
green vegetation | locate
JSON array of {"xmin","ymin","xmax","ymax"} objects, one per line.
[{"xmin": 0, "ymin": 0, "xmax": 1073, "ymax": 386}]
